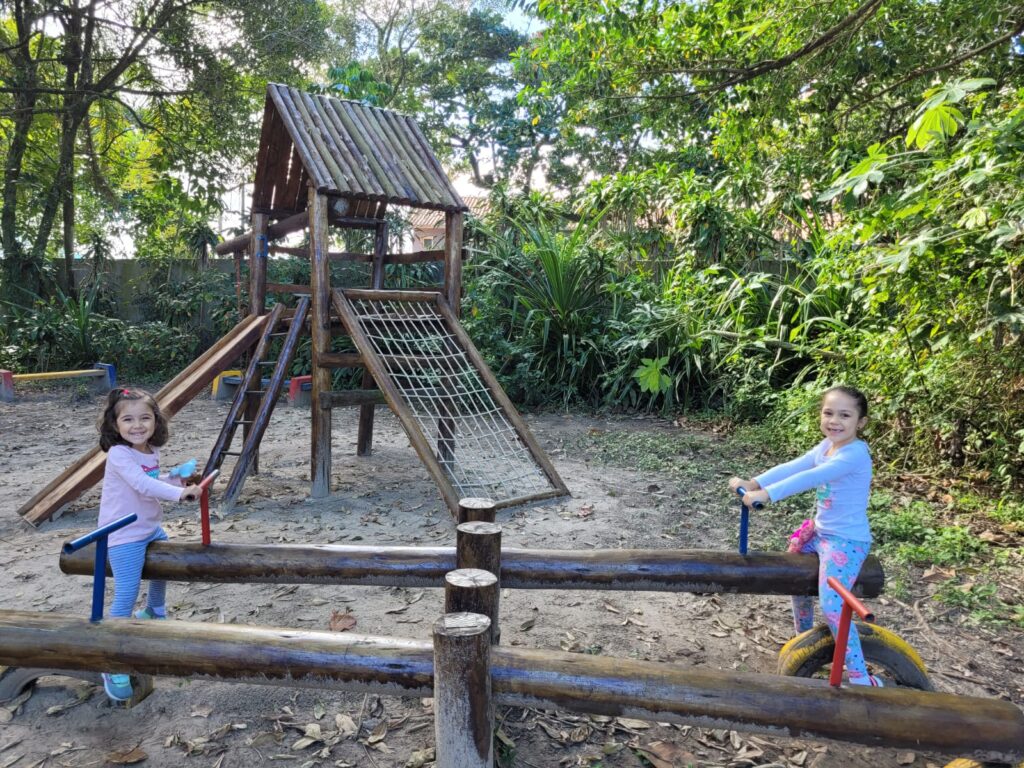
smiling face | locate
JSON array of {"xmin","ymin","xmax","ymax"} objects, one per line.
[
  {"xmin": 819, "ymin": 390, "xmax": 867, "ymax": 449},
  {"xmin": 115, "ymin": 399, "xmax": 157, "ymax": 452}
]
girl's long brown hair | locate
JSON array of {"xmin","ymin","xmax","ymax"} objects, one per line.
[{"xmin": 97, "ymin": 388, "xmax": 169, "ymax": 451}]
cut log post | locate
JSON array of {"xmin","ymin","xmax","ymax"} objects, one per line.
[
  {"xmin": 356, "ymin": 219, "xmax": 387, "ymax": 457},
  {"xmin": 0, "ymin": 610, "xmax": 1020, "ymax": 763},
  {"xmin": 309, "ymin": 187, "xmax": 332, "ymax": 498},
  {"xmin": 456, "ymin": 522, "xmax": 502, "ymax": 643},
  {"xmin": 432, "ymin": 613, "xmax": 493, "ymax": 768},
  {"xmin": 457, "ymin": 497, "xmax": 496, "ymax": 525},
  {"xmin": 444, "ymin": 569, "xmax": 499, "ymax": 644},
  {"xmin": 60, "ymin": 542, "xmax": 886, "ymax": 597}
]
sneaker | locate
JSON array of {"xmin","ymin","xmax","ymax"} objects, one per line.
[
  {"xmin": 102, "ymin": 673, "xmax": 133, "ymax": 702},
  {"xmin": 134, "ymin": 607, "xmax": 165, "ymax": 620}
]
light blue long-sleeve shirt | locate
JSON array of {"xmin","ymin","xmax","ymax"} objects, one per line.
[{"xmin": 755, "ymin": 438, "xmax": 873, "ymax": 542}]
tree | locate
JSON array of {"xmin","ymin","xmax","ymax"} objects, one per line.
[{"xmin": 0, "ymin": 0, "xmax": 333, "ymax": 302}]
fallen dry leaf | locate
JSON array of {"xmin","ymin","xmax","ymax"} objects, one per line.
[
  {"xmin": 106, "ymin": 746, "xmax": 147, "ymax": 765},
  {"xmin": 634, "ymin": 740, "xmax": 698, "ymax": 768},
  {"xmin": 329, "ymin": 610, "xmax": 357, "ymax": 632}
]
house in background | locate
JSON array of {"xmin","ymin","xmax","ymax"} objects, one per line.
[{"xmin": 409, "ymin": 195, "xmax": 490, "ymax": 251}]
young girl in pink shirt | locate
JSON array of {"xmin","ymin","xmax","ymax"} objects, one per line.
[{"xmin": 96, "ymin": 388, "xmax": 199, "ymax": 701}]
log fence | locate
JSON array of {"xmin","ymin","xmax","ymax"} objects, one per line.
[{"xmin": 0, "ymin": 609, "xmax": 1020, "ymax": 764}]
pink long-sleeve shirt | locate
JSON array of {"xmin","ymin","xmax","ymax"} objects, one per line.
[{"xmin": 98, "ymin": 444, "xmax": 184, "ymax": 546}]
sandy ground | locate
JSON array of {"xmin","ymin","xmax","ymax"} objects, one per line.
[{"xmin": 0, "ymin": 387, "xmax": 1021, "ymax": 768}]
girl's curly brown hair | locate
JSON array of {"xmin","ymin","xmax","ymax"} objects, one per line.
[{"xmin": 97, "ymin": 388, "xmax": 169, "ymax": 451}]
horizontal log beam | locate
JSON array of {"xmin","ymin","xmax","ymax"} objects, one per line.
[
  {"xmin": 319, "ymin": 390, "xmax": 387, "ymax": 408},
  {"xmin": 317, "ymin": 352, "xmax": 365, "ymax": 369},
  {"xmin": 60, "ymin": 542, "xmax": 885, "ymax": 597},
  {"xmin": 0, "ymin": 610, "xmax": 1019, "ymax": 762},
  {"xmin": 215, "ymin": 211, "xmax": 310, "ymax": 255},
  {"xmin": 266, "ymin": 247, "xmax": 447, "ymax": 264}
]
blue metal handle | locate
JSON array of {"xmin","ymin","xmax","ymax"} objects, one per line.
[
  {"xmin": 62, "ymin": 513, "xmax": 137, "ymax": 553},
  {"xmin": 735, "ymin": 487, "xmax": 764, "ymax": 556},
  {"xmin": 63, "ymin": 514, "xmax": 137, "ymax": 622}
]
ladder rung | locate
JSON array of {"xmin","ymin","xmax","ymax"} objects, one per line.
[
  {"xmin": 246, "ymin": 390, "xmax": 265, "ymax": 395},
  {"xmin": 222, "ymin": 451, "xmax": 242, "ymax": 457},
  {"xmin": 258, "ymin": 360, "xmax": 276, "ymax": 366},
  {"xmin": 233, "ymin": 419, "xmax": 254, "ymax": 426}
]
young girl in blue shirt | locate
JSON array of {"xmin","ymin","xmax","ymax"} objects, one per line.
[{"xmin": 728, "ymin": 386, "xmax": 881, "ymax": 686}]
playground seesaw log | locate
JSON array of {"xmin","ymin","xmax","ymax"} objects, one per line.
[
  {"xmin": 59, "ymin": 540, "xmax": 885, "ymax": 596},
  {"xmin": 0, "ymin": 609, "xmax": 1020, "ymax": 763}
]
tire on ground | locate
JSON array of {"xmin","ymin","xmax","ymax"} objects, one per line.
[{"xmin": 777, "ymin": 621, "xmax": 933, "ymax": 690}]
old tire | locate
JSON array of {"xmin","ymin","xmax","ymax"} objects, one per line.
[{"xmin": 777, "ymin": 622, "xmax": 933, "ymax": 690}]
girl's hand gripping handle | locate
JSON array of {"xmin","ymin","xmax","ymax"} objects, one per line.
[{"xmin": 735, "ymin": 486, "xmax": 765, "ymax": 555}]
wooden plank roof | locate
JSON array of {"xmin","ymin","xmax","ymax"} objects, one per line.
[{"xmin": 253, "ymin": 83, "xmax": 468, "ymax": 216}]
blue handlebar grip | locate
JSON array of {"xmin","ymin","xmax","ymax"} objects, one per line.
[
  {"xmin": 63, "ymin": 513, "xmax": 137, "ymax": 621},
  {"xmin": 735, "ymin": 487, "xmax": 763, "ymax": 555}
]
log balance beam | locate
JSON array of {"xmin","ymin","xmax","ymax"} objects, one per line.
[
  {"xmin": 1, "ymin": 363, "xmax": 115, "ymax": 401},
  {"xmin": 0, "ymin": 610, "xmax": 1019, "ymax": 762},
  {"xmin": 60, "ymin": 542, "xmax": 885, "ymax": 597}
]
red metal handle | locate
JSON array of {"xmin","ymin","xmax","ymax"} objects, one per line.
[
  {"xmin": 198, "ymin": 470, "xmax": 219, "ymax": 546},
  {"xmin": 826, "ymin": 576, "xmax": 875, "ymax": 687}
]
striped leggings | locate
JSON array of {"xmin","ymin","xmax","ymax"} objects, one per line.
[
  {"xmin": 108, "ymin": 527, "xmax": 168, "ymax": 618},
  {"xmin": 792, "ymin": 532, "xmax": 872, "ymax": 685}
]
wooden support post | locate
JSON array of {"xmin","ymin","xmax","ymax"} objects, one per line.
[
  {"xmin": 357, "ymin": 219, "xmax": 387, "ymax": 456},
  {"xmin": 309, "ymin": 187, "xmax": 332, "ymax": 498},
  {"xmin": 457, "ymin": 497, "xmax": 496, "ymax": 525},
  {"xmin": 432, "ymin": 613, "xmax": 493, "ymax": 768},
  {"xmin": 456, "ymin": 522, "xmax": 502, "ymax": 644},
  {"xmin": 444, "ymin": 569, "xmax": 499, "ymax": 645},
  {"xmin": 245, "ymin": 212, "xmax": 271, "ymax": 476},
  {"xmin": 443, "ymin": 210, "xmax": 463, "ymax": 316},
  {"xmin": 248, "ymin": 212, "xmax": 270, "ymax": 317}
]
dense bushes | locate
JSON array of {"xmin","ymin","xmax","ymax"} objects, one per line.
[{"xmin": 465, "ymin": 84, "xmax": 1024, "ymax": 488}]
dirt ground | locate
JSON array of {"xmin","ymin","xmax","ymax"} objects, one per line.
[{"xmin": 0, "ymin": 387, "xmax": 1021, "ymax": 768}]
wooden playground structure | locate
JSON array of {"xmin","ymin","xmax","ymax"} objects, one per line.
[{"xmin": 16, "ymin": 83, "xmax": 568, "ymax": 524}]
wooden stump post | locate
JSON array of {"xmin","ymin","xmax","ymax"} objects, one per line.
[
  {"xmin": 456, "ymin": 523, "xmax": 501, "ymax": 644},
  {"xmin": 432, "ymin": 612, "xmax": 493, "ymax": 768},
  {"xmin": 444, "ymin": 569, "xmax": 499, "ymax": 645},
  {"xmin": 457, "ymin": 497, "xmax": 496, "ymax": 525}
]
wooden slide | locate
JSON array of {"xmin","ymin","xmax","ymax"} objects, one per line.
[{"xmin": 17, "ymin": 314, "xmax": 270, "ymax": 526}]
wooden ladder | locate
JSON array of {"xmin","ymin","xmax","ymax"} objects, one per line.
[{"xmin": 203, "ymin": 297, "xmax": 311, "ymax": 509}]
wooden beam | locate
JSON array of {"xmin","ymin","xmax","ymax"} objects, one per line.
[
  {"xmin": 309, "ymin": 188, "xmax": 332, "ymax": 498},
  {"xmin": 357, "ymin": 220, "xmax": 387, "ymax": 456},
  {"xmin": 215, "ymin": 210, "xmax": 310, "ymax": 255},
  {"xmin": 250, "ymin": 219, "xmax": 271, "ymax": 311},
  {"xmin": 60, "ymin": 542, "xmax": 886, "ymax": 597},
  {"xmin": 318, "ymin": 352, "xmax": 364, "ymax": 369},
  {"xmin": 319, "ymin": 390, "xmax": 386, "ymax": 408},
  {"xmin": 0, "ymin": 610, "xmax": 1019, "ymax": 762},
  {"xmin": 444, "ymin": 210, "xmax": 463, "ymax": 314}
]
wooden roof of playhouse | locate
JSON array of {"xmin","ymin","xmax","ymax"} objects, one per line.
[{"xmin": 253, "ymin": 83, "xmax": 468, "ymax": 217}]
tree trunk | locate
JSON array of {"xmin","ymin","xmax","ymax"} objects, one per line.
[{"xmin": 1, "ymin": 1, "xmax": 44, "ymax": 302}]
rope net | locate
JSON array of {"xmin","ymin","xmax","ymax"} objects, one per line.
[{"xmin": 346, "ymin": 295, "xmax": 560, "ymax": 504}]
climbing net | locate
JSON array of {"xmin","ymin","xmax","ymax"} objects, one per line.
[{"xmin": 345, "ymin": 295, "xmax": 560, "ymax": 504}]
